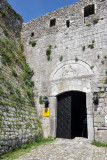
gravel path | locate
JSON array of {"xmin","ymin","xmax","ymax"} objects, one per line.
[{"xmin": 15, "ymin": 137, "xmax": 107, "ymax": 160}]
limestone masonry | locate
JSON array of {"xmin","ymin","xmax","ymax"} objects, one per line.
[
  {"xmin": 22, "ymin": 0, "xmax": 107, "ymax": 142},
  {"xmin": 0, "ymin": 0, "xmax": 42, "ymax": 155},
  {"xmin": 0, "ymin": 0, "xmax": 107, "ymax": 155}
]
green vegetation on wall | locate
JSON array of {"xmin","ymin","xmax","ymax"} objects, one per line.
[
  {"xmin": 0, "ymin": 9, "xmax": 8, "ymax": 17},
  {"xmin": 46, "ymin": 45, "xmax": 52, "ymax": 61},
  {"xmin": 82, "ymin": 46, "xmax": 85, "ymax": 51},
  {"xmin": 59, "ymin": 55, "xmax": 63, "ymax": 61},
  {"xmin": 39, "ymin": 96, "xmax": 44, "ymax": 104},
  {"xmin": 0, "ymin": 1, "xmax": 43, "ymax": 156},
  {"xmin": 0, "ymin": 25, "xmax": 43, "ymax": 155},
  {"xmin": 92, "ymin": 18, "xmax": 99, "ymax": 25},
  {"xmin": 29, "ymin": 41, "xmax": 36, "ymax": 47},
  {"xmin": 0, "ymin": 37, "xmax": 35, "ymax": 107}
]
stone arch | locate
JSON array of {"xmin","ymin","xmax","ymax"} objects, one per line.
[
  {"xmin": 49, "ymin": 60, "xmax": 94, "ymax": 141},
  {"xmin": 50, "ymin": 59, "xmax": 94, "ymax": 81}
]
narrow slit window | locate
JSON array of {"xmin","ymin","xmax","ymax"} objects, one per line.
[
  {"xmin": 50, "ymin": 18, "xmax": 56, "ymax": 27},
  {"xmin": 84, "ymin": 4, "xmax": 95, "ymax": 17},
  {"xmin": 66, "ymin": 20, "xmax": 70, "ymax": 28},
  {"xmin": 31, "ymin": 32, "xmax": 34, "ymax": 37}
]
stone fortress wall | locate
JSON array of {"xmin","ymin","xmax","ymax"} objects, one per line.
[
  {"xmin": 21, "ymin": 0, "xmax": 107, "ymax": 142},
  {"xmin": 0, "ymin": 0, "xmax": 43, "ymax": 155}
]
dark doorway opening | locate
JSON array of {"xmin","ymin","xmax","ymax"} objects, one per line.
[{"xmin": 56, "ymin": 91, "xmax": 87, "ymax": 139}]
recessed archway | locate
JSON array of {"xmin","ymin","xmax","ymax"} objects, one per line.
[
  {"xmin": 49, "ymin": 80, "xmax": 94, "ymax": 141},
  {"xmin": 49, "ymin": 60, "xmax": 94, "ymax": 141},
  {"xmin": 56, "ymin": 91, "xmax": 87, "ymax": 139}
]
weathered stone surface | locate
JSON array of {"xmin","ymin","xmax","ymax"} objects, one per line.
[
  {"xmin": 0, "ymin": 0, "xmax": 42, "ymax": 156},
  {"xmin": 0, "ymin": 0, "xmax": 107, "ymax": 156},
  {"xmin": 21, "ymin": 0, "xmax": 107, "ymax": 142},
  {"xmin": 0, "ymin": 0, "xmax": 23, "ymax": 37}
]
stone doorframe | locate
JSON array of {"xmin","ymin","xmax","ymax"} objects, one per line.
[
  {"xmin": 49, "ymin": 60, "xmax": 95, "ymax": 141},
  {"xmin": 49, "ymin": 80, "xmax": 94, "ymax": 141}
]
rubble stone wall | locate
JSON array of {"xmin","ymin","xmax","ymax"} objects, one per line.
[{"xmin": 0, "ymin": 0, "xmax": 42, "ymax": 156}]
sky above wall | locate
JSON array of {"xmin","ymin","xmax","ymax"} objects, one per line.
[{"xmin": 7, "ymin": 0, "xmax": 80, "ymax": 23}]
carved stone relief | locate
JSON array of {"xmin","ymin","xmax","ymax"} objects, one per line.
[{"xmin": 50, "ymin": 60, "xmax": 94, "ymax": 81}]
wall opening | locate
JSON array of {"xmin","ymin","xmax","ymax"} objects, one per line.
[
  {"xmin": 66, "ymin": 20, "xmax": 70, "ymax": 28},
  {"xmin": 31, "ymin": 32, "xmax": 34, "ymax": 37},
  {"xmin": 56, "ymin": 91, "xmax": 87, "ymax": 139},
  {"xmin": 50, "ymin": 18, "xmax": 56, "ymax": 27},
  {"xmin": 71, "ymin": 92, "xmax": 87, "ymax": 138},
  {"xmin": 84, "ymin": 4, "xmax": 95, "ymax": 17}
]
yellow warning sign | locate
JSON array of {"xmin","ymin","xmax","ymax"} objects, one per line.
[{"xmin": 42, "ymin": 110, "xmax": 50, "ymax": 117}]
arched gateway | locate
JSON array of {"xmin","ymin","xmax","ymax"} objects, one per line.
[{"xmin": 49, "ymin": 60, "xmax": 94, "ymax": 141}]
